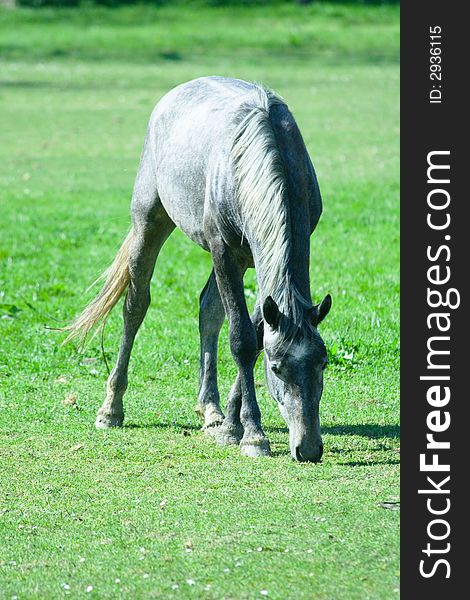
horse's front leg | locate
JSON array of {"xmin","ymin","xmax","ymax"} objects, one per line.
[
  {"xmin": 215, "ymin": 299, "xmax": 264, "ymax": 446},
  {"xmin": 196, "ymin": 269, "xmax": 225, "ymax": 430},
  {"xmin": 210, "ymin": 240, "xmax": 270, "ymax": 457}
]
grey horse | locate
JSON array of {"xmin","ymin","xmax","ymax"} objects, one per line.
[{"xmin": 65, "ymin": 76, "xmax": 331, "ymax": 462}]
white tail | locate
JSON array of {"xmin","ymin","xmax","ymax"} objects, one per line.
[{"xmin": 63, "ymin": 229, "xmax": 133, "ymax": 344}]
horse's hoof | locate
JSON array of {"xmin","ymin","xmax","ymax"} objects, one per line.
[
  {"xmin": 95, "ymin": 412, "xmax": 124, "ymax": 429},
  {"xmin": 213, "ymin": 423, "xmax": 244, "ymax": 445},
  {"xmin": 201, "ymin": 405, "xmax": 225, "ymax": 430},
  {"xmin": 240, "ymin": 436, "xmax": 271, "ymax": 457}
]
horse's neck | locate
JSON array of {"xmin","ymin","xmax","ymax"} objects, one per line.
[
  {"xmin": 254, "ymin": 189, "xmax": 311, "ymax": 284},
  {"xmin": 253, "ymin": 228, "xmax": 312, "ymax": 316}
]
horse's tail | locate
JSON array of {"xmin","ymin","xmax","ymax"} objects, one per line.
[{"xmin": 62, "ymin": 228, "xmax": 133, "ymax": 344}]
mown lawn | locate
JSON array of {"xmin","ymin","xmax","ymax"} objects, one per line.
[{"xmin": 0, "ymin": 3, "xmax": 399, "ymax": 599}]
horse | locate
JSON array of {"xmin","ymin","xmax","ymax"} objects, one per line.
[{"xmin": 65, "ymin": 76, "xmax": 331, "ymax": 462}]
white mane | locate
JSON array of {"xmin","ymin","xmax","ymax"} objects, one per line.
[{"xmin": 231, "ymin": 85, "xmax": 311, "ymax": 331}]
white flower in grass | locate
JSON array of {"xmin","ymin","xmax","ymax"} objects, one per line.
[
  {"xmin": 86, "ymin": 586, "xmax": 93, "ymax": 593},
  {"xmin": 260, "ymin": 591, "xmax": 269, "ymax": 596},
  {"xmin": 171, "ymin": 584, "xmax": 179, "ymax": 590},
  {"xmin": 186, "ymin": 579, "xmax": 195, "ymax": 586}
]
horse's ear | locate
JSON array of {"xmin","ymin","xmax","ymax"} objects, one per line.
[
  {"xmin": 263, "ymin": 296, "xmax": 281, "ymax": 329},
  {"xmin": 310, "ymin": 294, "xmax": 332, "ymax": 327}
]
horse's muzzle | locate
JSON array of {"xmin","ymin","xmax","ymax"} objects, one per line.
[{"xmin": 294, "ymin": 442, "xmax": 323, "ymax": 463}]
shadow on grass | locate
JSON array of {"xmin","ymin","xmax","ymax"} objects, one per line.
[
  {"xmin": 126, "ymin": 421, "xmax": 399, "ymax": 440},
  {"xmin": 324, "ymin": 424, "xmax": 399, "ymax": 439},
  {"xmin": 124, "ymin": 421, "xmax": 399, "ymax": 465},
  {"xmin": 266, "ymin": 451, "xmax": 399, "ymax": 466},
  {"xmin": 265, "ymin": 423, "xmax": 399, "ymax": 439},
  {"xmin": 336, "ymin": 458, "xmax": 400, "ymax": 467},
  {"xmin": 124, "ymin": 421, "xmax": 200, "ymax": 431}
]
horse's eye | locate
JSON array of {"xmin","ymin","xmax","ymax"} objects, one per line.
[{"xmin": 271, "ymin": 362, "xmax": 279, "ymax": 374}]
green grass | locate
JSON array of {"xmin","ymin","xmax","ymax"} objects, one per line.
[
  {"xmin": 0, "ymin": 3, "xmax": 399, "ymax": 599},
  {"xmin": 0, "ymin": 2, "xmax": 398, "ymax": 64}
]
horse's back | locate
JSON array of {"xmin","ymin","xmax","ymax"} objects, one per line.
[
  {"xmin": 134, "ymin": 77, "xmax": 319, "ymax": 253},
  {"xmin": 140, "ymin": 77, "xmax": 259, "ymax": 248}
]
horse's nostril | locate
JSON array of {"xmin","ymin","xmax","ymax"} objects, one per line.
[{"xmin": 294, "ymin": 444, "xmax": 323, "ymax": 463}]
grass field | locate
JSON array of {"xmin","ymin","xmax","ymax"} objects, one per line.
[{"xmin": 0, "ymin": 3, "xmax": 400, "ymax": 599}]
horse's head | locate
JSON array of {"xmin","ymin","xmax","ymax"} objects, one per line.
[{"xmin": 262, "ymin": 294, "xmax": 332, "ymax": 462}]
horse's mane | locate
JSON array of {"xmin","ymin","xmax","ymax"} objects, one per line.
[{"xmin": 231, "ymin": 84, "xmax": 313, "ymax": 340}]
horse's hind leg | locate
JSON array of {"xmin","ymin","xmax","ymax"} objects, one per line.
[
  {"xmin": 95, "ymin": 208, "xmax": 174, "ymax": 428},
  {"xmin": 196, "ymin": 269, "xmax": 225, "ymax": 430}
]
